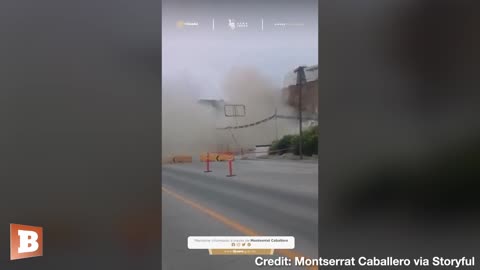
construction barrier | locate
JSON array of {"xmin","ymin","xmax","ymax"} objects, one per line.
[
  {"xmin": 168, "ymin": 155, "xmax": 193, "ymax": 163},
  {"xmin": 199, "ymin": 147, "xmax": 295, "ymax": 162},
  {"xmin": 162, "ymin": 158, "xmax": 173, "ymax": 164},
  {"xmin": 204, "ymin": 152, "xmax": 212, "ymax": 172},
  {"xmin": 226, "ymin": 159, "xmax": 236, "ymax": 177},
  {"xmin": 200, "ymin": 152, "xmax": 235, "ymax": 162}
]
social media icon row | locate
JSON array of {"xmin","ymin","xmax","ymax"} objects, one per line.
[{"xmin": 10, "ymin": 224, "xmax": 43, "ymax": 260}]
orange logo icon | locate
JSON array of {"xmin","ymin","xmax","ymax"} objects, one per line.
[{"xmin": 10, "ymin": 224, "xmax": 43, "ymax": 260}]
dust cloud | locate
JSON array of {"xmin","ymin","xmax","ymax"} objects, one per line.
[
  {"xmin": 162, "ymin": 67, "xmax": 297, "ymax": 159},
  {"xmin": 219, "ymin": 67, "xmax": 298, "ymax": 150},
  {"xmin": 162, "ymin": 76, "xmax": 218, "ymax": 158}
]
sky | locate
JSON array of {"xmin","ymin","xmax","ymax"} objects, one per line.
[{"xmin": 162, "ymin": 0, "xmax": 318, "ymax": 99}]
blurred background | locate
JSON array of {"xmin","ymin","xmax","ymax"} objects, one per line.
[
  {"xmin": 0, "ymin": 0, "xmax": 161, "ymax": 269},
  {"xmin": 318, "ymin": 0, "xmax": 480, "ymax": 262}
]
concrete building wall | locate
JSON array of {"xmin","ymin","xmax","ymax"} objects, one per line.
[
  {"xmin": 281, "ymin": 65, "xmax": 318, "ymax": 115},
  {"xmin": 282, "ymin": 80, "xmax": 318, "ymax": 114}
]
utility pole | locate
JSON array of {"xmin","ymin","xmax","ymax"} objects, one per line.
[
  {"xmin": 274, "ymin": 107, "xmax": 279, "ymax": 141},
  {"xmin": 294, "ymin": 66, "xmax": 307, "ymax": 160}
]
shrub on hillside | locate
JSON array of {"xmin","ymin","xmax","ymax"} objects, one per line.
[
  {"xmin": 270, "ymin": 125, "xmax": 318, "ymax": 156},
  {"xmin": 269, "ymin": 134, "xmax": 294, "ymax": 155},
  {"xmin": 268, "ymin": 140, "xmax": 279, "ymax": 155}
]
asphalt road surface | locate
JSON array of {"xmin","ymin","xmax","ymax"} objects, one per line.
[{"xmin": 162, "ymin": 159, "xmax": 318, "ymax": 270}]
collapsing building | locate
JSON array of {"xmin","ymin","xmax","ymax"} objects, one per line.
[
  {"xmin": 282, "ymin": 65, "xmax": 318, "ymax": 116},
  {"xmin": 197, "ymin": 64, "xmax": 318, "ymax": 155}
]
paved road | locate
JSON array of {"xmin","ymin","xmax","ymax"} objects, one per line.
[{"xmin": 162, "ymin": 159, "xmax": 318, "ymax": 270}]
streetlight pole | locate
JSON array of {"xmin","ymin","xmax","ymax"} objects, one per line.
[{"xmin": 294, "ymin": 66, "xmax": 307, "ymax": 160}]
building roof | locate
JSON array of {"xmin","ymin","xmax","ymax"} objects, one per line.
[{"xmin": 197, "ymin": 99, "xmax": 225, "ymax": 110}]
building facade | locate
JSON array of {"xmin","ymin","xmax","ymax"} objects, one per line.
[{"xmin": 282, "ymin": 65, "xmax": 318, "ymax": 115}]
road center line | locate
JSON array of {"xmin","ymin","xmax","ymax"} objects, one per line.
[{"xmin": 162, "ymin": 186, "xmax": 318, "ymax": 270}]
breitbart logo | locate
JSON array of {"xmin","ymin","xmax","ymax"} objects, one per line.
[{"xmin": 10, "ymin": 224, "xmax": 43, "ymax": 260}]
